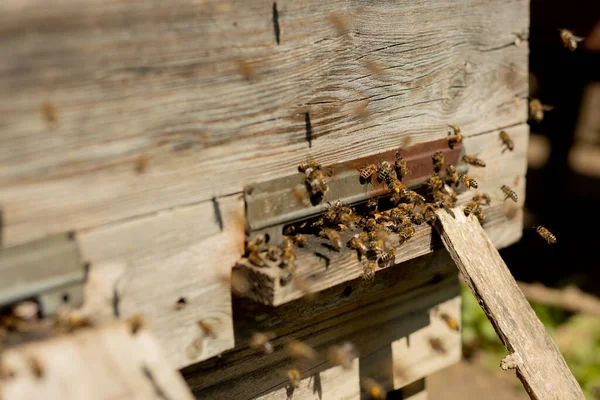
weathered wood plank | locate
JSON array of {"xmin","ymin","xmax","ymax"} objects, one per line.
[
  {"xmin": 0, "ymin": 322, "xmax": 195, "ymax": 400},
  {"xmin": 234, "ymin": 125, "xmax": 529, "ymax": 305},
  {"xmin": 77, "ymin": 194, "xmax": 245, "ymax": 369},
  {"xmin": 255, "ymin": 360, "xmax": 360, "ymax": 400},
  {"xmin": 183, "ymin": 252, "xmax": 460, "ymax": 400},
  {"xmin": 435, "ymin": 208, "xmax": 584, "ymax": 400},
  {"xmin": 0, "ymin": 0, "xmax": 528, "ymax": 246}
]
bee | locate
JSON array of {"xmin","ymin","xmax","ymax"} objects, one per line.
[
  {"xmin": 248, "ymin": 251, "xmax": 266, "ymax": 267},
  {"xmin": 294, "ymin": 234, "xmax": 308, "ymax": 247},
  {"xmin": 363, "ymin": 259, "xmax": 378, "ymax": 281},
  {"xmin": 308, "ymin": 169, "xmax": 329, "ymax": 196},
  {"xmin": 364, "ymin": 218, "xmax": 377, "ymax": 231},
  {"xmin": 378, "ymin": 247, "xmax": 396, "ymax": 264},
  {"xmin": 54, "ymin": 309, "xmax": 93, "ymax": 333},
  {"xmin": 394, "ymin": 152, "xmax": 409, "ymax": 179},
  {"xmin": 447, "ymin": 125, "xmax": 463, "ymax": 149},
  {"xmin": 281, "ymin": 246, "xmax": 296, "ymax": 267},
  {"xmin": 298, "ymin": 159, "xmax": 321, "ymax": 174},
  {"xmin": 398, "ymin": 226, "xmax": 415, "ymax": 243},
  {"xmin": 499, "ymin": 130, "xmax": 514, "ymax": 152},
  {"xmin": 327, "ymin": 11, "xmax": 350, "ymax": 36},
  {"xmin": 135, "ymin": 155, "xmax": 150, "ymax": 174},
  {"xmin": 432, "ymin": 151, "xmax": 444, "ymax": 172},
  {"xmin": 463, "ymin": 201, "xmax": 480, "ymax": 217},
  {"xmin": 287, "ymin": 368, "xmax": 302, "ymax": 388},
  {"xmin": 426, "ymin": 174, "xmax": 444, "ymax": 192},
  {"xmin": 28, "ymin": 357, "xmax": 44, "ymax": 379},
  {"xmin": 310, "ymin": 217, "xmax": 325, "ymax": 229},
  {"xmin": 501, "ymin": 185, "xmax": 518, "ymax": 202},
  {"xmin": 339, "ymin": 212, "xmax": 358, "ymax": 230},
  {"xmin": 473, "ymin": 206, "xmax": 485, "ymax": 223},
  {"xmin": 377, "ymin": 160, "xmax": 395, "ymax": 183},
  {"xmin": 365, "ymin": 198, "xmax": 378, "ymax": 214},
  {"xmin": 266, "ymin": 245, "xmax": 282, "ymax": 262},
  {"xmin": 291, "ymin": 186, "xmax": 310, "ymax": 207},
  {"xmin": 472, "ymin": 192, "xmax": 491, "ymax": 206},
  {"xmin": 360, "ymin": 164, "xmax": 378, "ymax": 183},
  {"xmin": 237, "ymin": 60, "xmax": 257, "ymax": 81},
  {"xmin": 394, "ymin": 203, "xmax": 414, "ymax": 214},
  {"xmin": 126, "ymin": 314, "xmax": 145, "ymax": 335},
  {"xmin": 286, "ymin": 340, "xmax": 317, "ymax": 361},
  {"xmin": 460, "ymin": 174, "xmax": 478, "ymax": 189},
  {"xmin": 387, "ymin": 178, "xmax": 404, "ymax": 194},
  {"xmin": 439, "ymin": 313, "xmax": 460, "ymax": 332},
  {"xmin": 423, "ymin": 204, "xmax": 438, "ymax": 224},
  {"xmin": 529, "ymin": 98, "xmax": 553, "ymax": 123},
  {"xmin": 249, "ymin": 331, "xmax": 275, "ymax": 354},
  {"xmin": 463, "ymin": 155, "xmax": 486, "ymax": 167},
  {"xmin": 536, "ymin": 226, "xmax": 557, "ymax": 244},
  {"xmin": 445, "ymin": 165, "xmax": 459, "ymax": 187},
  {"xmin": 246, "ymin": 234, "xmax": 267, "ymax": 254},
  {"xmin": 390, "ymin": 187, "xmax": 411, "ymax": 205},
  {"xmin": 319, "ymin": 228, "xmax": 342, "ymax": 251},
  {"xmin": 41, "ymin": 101, "xmax": 58, "ymax": 123},
  {"xmin": 559, "ymin": 29, "xmax": 584, "ymax": 51},
  {"xmin": 428, "ymin": 337, "xmax": 447, "ymax": 354},
  {"xmin": 327, "ymin": 342, "xmax": 357, "ymax": 370},
  {"xmin": 412, "ymin": 212, "xmax": 425, "ymax": 225},
  {"xmin": 361, "ymin": 377, "xmax": 387, "ymax": 400},
  {"xmin": 408, "ymin": 190, "xmax": 426, "ymax": 204},
  {"xmin": 198, "ymin": 320, "xmax": 218, "ymax": 339},
  {"xmin": 349, "ymin": 235, "xmax": 369, "ymax": 256}
]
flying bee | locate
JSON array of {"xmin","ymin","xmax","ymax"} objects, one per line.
[
  {"xmin": 28, "ymin": 357, "xmax": 44, "ymax": 379},
  {"xmin": 463, "ymin": 201, "xmax": 480, "ymax": 217},
  {"xmin": 361, "ymin": 377, "xmax": 387, "ymax": 400},
  {"xmin": 319, "ymin": 228, "xmax": 342, "ymax": 251},
  {"xmin": 349, "ymin": 235, "xmax": 369, "ymax": 256},
  {"xmin": 428, "ymin": 337, "xmax": 447, "ymax": 355},
  {"xmin": 327, "ymin": 342, "xmax": 357, "ymax": 370},
  {"xmin": 327, "ymin": 11, "xmax": 350, "ymax": 36},
  {"xmin": 298, "ymin": 159, "xmax": 321, "ymax": 174},
  {"xmin": 363, "ymin": 259, "xmax": 378, "ymax": 281},
  {"xmin": 559, "ymin": 29, "xmax": 584, "ymax": 51},
  {"xmin": 287, "ymin": 368, "xmax": 301, "ymax": 388},
  {"xmin": 463, "ymin": 155, "xmax": 486, "ymax": 167},
  {"xmin": 448, "ymin": 124, "xmax": 463, "ymax": 149},
  {"xmin": 423, "ymin": 205, "xmax": 437, "ymax": 224},
  {"xmin": 501, "ymin": 185, "xmax": 518, "ymax": 202},
  {"xmin": 249, "ymin": 331, "xmax": 276, "ymax": 354},
  {"xmin": 499, "ymin": 130, "xmax": 514, "ymax": 152},
  {"xmin": 294, "ymin": 234, "xmax": 308, "ymax": 247},
  {"xmin": 432, "ymin": 151, "xmax": 444, "ymax": 172},
  {"xmin": 529, "ymin": 98, "xmax": 553, "ymax": 123},
  {"xmin": 412, "ymin": 212, "xmax": 425, "ymax": 225},
  {"xmin": 198, "ymin": 320, "xmax": 218, "ymax": 339},
  {"xmin": 377, "ymin": 160, "xmax": 395, "ymax": 183},
  {"xmin": 472, "ymin": 192, "xmax": 491, "ymax": 206},
  {"xmin": 445, "ymin": 165, "xmax": 459, "ymax": 186},
  {"xmin": 286, "ymin": 340, "xmax": 317, "ymax": 361},
  {"xmin": 394, "ymin": 152, "xmax": 409, "ymax": 179},
  {"xmin": 426, "ymin": 173, "xmax": 444, "ymax": 192},
  {"xmin": 460, "ymin": 174, "xmax": 478, "ymax": 189},
  {"xmin": 398, "ymin": 226, "xmax": 415, "ymax": 243},
  {"xmin": 360, "ymin": 164, "xmax": 378, "ymax": 183},
  {"xmin": 378, "ymin": 247, "xmax": 396, "ymax": 264},
  {"xmin": 536, "ymin": 226, "xmax": 557, "ymax": 244},
  {"xmin": 439, "ymin": 313, "xmax": 460, "ymax": 332}
]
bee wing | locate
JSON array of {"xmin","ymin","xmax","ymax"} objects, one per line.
[{"xmin": 572, "ymin": 34, "xmax": 585, "ymax": 42}]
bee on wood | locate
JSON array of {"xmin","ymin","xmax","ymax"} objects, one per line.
[
  {"xmin": 378, "ymin": 247, "xmax": 396, "ymax": 264},
  {"xmin": 249, "ymin": 331, "xmax": 276, "ymax": 354},
  {"xmin": 473, "ymin": 206, "xmax": 485, "ymax": 223},
  {"xmin": 363, "ymin": 259, "xmax": 378, "ymax": 281},
  {"xmin": 536, "ymin": 226, "xmax": 557, "ymax": 244},
  {"xmin": 286, "ymin": 340, "xmax": 317, "ymax": 362},
  {"xmin": 463, "ymin": 155, "xmax": 486, "ymax": 167},
  {"xmin": 324, "ymin": 200, "xmax": 343, "ymax": 224},
  {"xmin": 292, "ymin": 234, "xmax": 308, "ymax": 247},
  {"xmin": 360, "ymin": 164, "xmax": 378, "ymax": 183},
  {"xmin": 339, "ymin": 213, "xmax": 359, "ymax": 231},
  {"xmin": 501, "ymin": 185, "xmax": 518, "ymax": 202},
  {"xmin": 559, "ymin": 29, "xmax": 584, "ymax": 51},
  {"xmin": 368, "ymin": 237, "xmax": 386, "ymax": 254},
  {"xmin": 361, "ymin": 377, "xmax": 387, "ymax": 399},
  {"xmin": 310, "ymin": 217, "xmax": 325, "ymax": 229},
  {"xmin": 412, "ymin": 212, "xmax": 425, "ymax": 225},
  {"xmin": 426, "ymin": 173, "xmax": 444, "ymax": 192},
  {"xmin": 198, "ymin": 320, "xmax": 218, "ymax": 339},
  {"xmin": 499, "ymin": 130, "xmax": 514, "ymax": 152},
  {"xmin": 281, "ymin": 246, "xmax": 296, "ymax": 267},
  {"xmin": 472, "ymin": 192, "xmax": 491, "ymax": 206},
  {"xmin": 529, "ymin": 98, "xmax": 553, "ymax": 123},
  {"xmin": 463, "ymin": 201, "xmax": 480, "ymax": 218},
  {"xmin": 447, "ymin": 125, "xmax": 463, "ymax": 149},
  {"xmin": 287, "ymin": 368, "xmax": 302, "ymax": 388},
  {"xmin": 246, "ymin": 234, "xmax": 268, "ymax": 254},
  {"xmin": 237, "ymin": 60, "xmax": 257, "ymax": 81},
  {"xmin": 395, "ymin": 203, "xmax": 414, "ymax": 214},
  {"xmin": 439, "ymin": 313, "xmax": 460, "ymax": 332},
  {"xmin": 28, "ymin": 357, "xmax": 44, "ymax": 379},
  {"xmin": 319, "ymin": 228, "xmax": 342, "ymax": 251},
  {"xmin": 398, "ymin": 226, "xmax": 415, "ymax": 243},
  {"xmin": 365, "ymin": 198, "xmax": 378, "ymax": 214},
  {"xmin": 428, "ymin": 337, "xmax": 447, "ymax": 354},
  {"xmin": 134, "ymin": 155, "xmax": 150, "ymax": 174},
  {"xmin": 460, "ymin": 174, "xmax": 478, "ymax": 189},
  {"xmin": 41, "ymin": 102, "xmax": 58, "ymax": 124},
  {"xmin": 408, "ymin": 190, "xmax": 426, "ymax": 205},
  {"xmin": 308, "ymin": 169, "xmax": 329, "ymax": 197},
  {"xmin": 248, "ymin": 251, "xmax": 266, "ymax": 267},
  {"xmin": 349, "ymin": 235, "xmax": 369, "ymax": 256},
  {"xmin": 266, "ymin": 245, "xmax": 282, "ymax": 262},
  {"xmin": 364, "ymin": 218, "xmax": 377, "ymax": 231},
  {"xmin": 395, "ymin": 152, "xmax": 409, "ymax": 179},
  {"xmin": 377, "ymin": 160, "xmax": 395, "ymax": 183},
  {"xmin": 432, "ymin": 151, "xmax": 444, "ymax": 173},
  {"xmin": 327, "ymin": 342, "xmax": 357, "ymax": 370},
  {"xmin": 387, "ymin": 178, "xmax": 404, "ymax": 195},
  {"xmin": 298, "ymin": 160, "xmax": 321, "ymax": 174},
  {"xmin": 445, "ymin": 165, "xmax": 459, "ymax": 187}
]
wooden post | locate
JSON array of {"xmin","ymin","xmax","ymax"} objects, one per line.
[{"xmin": 435, "ymin": 208, "xmax": 584, "ymax": 400}]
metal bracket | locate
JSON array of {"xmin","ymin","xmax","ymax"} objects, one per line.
[
  {"xmin": 0, "ymin": 233, "xmax": 87, "ymax": 316},
  {"xmin": 244, "ymin": 138, "xmax": 467, "ymax": 244}
]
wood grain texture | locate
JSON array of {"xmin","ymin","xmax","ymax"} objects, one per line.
[
  {"xmin": 0, "ymin": 0, "xmax": 528, "ymax": 246},
  {"xmin": 234, "ymin": 125, "xmax": 529, "ymax": 306},
  {"xmin": 77, "ymin": 194, "xmax": 245, "ymax": 369},
  {"xmin": 183, "ymin": 252, "xmax": 460, "ymax": 400},
  {"xmin": 435, "ymin": 208, "xmax": 584, "ymax": 400},
  {"xmin": 255, "ymin": 360, "xmax": 360, "ymax": 400},
  {"xmin": 0, "ymin": 322, "xmax": 195, "ymax": 400}
]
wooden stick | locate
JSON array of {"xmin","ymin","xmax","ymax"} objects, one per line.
[
  {"xmin": 517, "ymin": 281, "xmax": 600, "ymax": 317},
  {"xmin": 435, "ymin": 208, "xmax": 584, "ymax": 400}
]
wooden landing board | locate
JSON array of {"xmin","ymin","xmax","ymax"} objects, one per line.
[
  {"xmin": 183, "ymin": 251, "xmax": 460, "ymax": 400},
  {"xmin": 77, "ymin": 195, "xmax": 245, "ymax": 369},
  {"xmin": 435, "ymin": 208, "xmax": 584, "ymax": 400},
  {"xmin": 0, "ymin": 0, "xmax": 528, "ymax": 247},
  {"xmin": 0, "ymin": 322, "xmax": 195, "ymax": 400},
  {"xmin": 234, "ymin": 125, "xmax": 529, "ymax": 305}
]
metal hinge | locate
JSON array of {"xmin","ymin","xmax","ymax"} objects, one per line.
[{"xmin": 0, "ymin": 232, "xmax": 87, "ymax": 316}]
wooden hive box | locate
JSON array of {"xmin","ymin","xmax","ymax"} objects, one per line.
[{"xmin": 0, "ymin": 0, "xmax": 529, "ymax": 399}]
